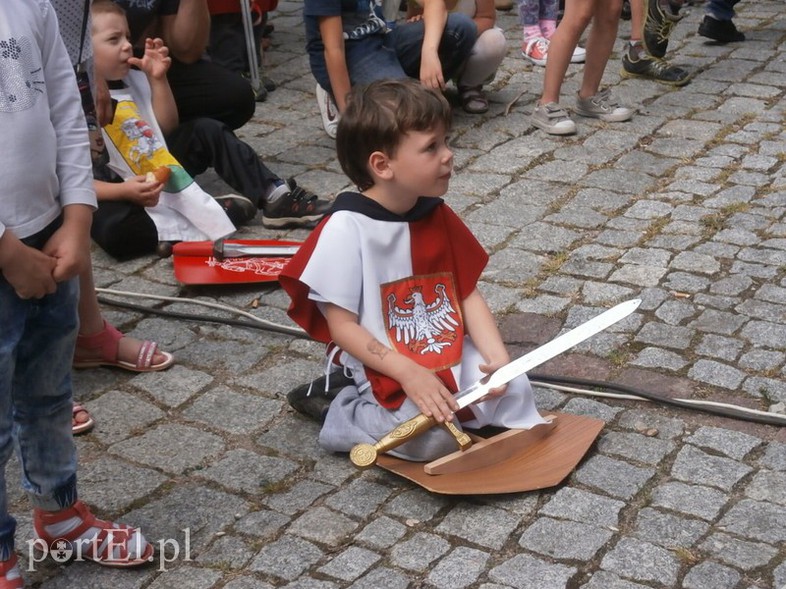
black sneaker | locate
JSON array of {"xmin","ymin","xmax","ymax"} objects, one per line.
[
  {"xmin": 286, "ymin": 371, "xmax": 354, "ymax": 423},
  {"xmin": 262, "ymin": 179, "xmax": 332, "ymax": 229},
  {"xmin": 215, "ymin": 194, "xmax": 257, "ymax": 226},
  {"xmin": 698, "ymin": 15, "xmax": 745, "ymax": 43},
  {"xmin": 621, "ymin": 44, "xmax": 691, "ymax": 86},
  {"xmin": 643, "ymin": 0, "xmax": 684, "ymax": 59}
]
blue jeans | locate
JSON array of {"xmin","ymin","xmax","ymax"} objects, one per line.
[
  {"xmin": 0, "ymin": 276, "xmax": 79, "ymax": 559},
  {"xmin": 311, "ymin": 13, "xmax": 477, "ymax": 97},
  {"xmin": 705, "ymin": 0, "xmax": 741, "ymax": 20}
]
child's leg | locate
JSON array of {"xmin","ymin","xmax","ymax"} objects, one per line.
[
  {"xmin": 519, "ymin": 0, "xmax": 543, "ymax": 42},
  {"xmin": 166, "ymin": 118, "xmax": 281, "ymax": 209},
  {"xmin": 457, "ymin": 29, "xmax": 507, "ymax": 88},
  {"xmin": 578, "ymin": 0, "xmax": 623, "ymax": 99},
  {"xmin": 540, "ymin": 0, "xmax": 595, "ymax": 104},
  {"xmin": 538, "ymin": 0, "xmax": 560, "ymax": 38}
]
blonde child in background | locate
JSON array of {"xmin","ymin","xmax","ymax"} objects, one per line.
[
  {"xmin": 519, "ymin": 0, "xmax": 585, "ymax": 66},
  {"xmin": 530, "ymin": 0, "xmax": 633, "ymax": 135}
]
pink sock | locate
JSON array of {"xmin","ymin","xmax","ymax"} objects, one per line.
[
  {"xmin": 523, "ymin": 25, "xmax": 542, "ymax": 43},
  {"xmin": 539, "ymin": 19, "xmax": 557, "ymax": 40}
]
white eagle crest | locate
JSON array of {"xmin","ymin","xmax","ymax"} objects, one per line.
[{"xmin": 387, "ymin": 284, "xmax": 459, "ymax": 354}]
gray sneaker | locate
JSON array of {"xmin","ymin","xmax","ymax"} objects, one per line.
[
  {"xmin": 574, "ymin": 88, "xmax": 634, "ymax": 122},
  {"xmin": 531, "ymin": 102, "xmax": 577, "ymax": 135}
]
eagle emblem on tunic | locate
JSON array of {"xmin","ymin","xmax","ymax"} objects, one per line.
[{"xmin": 387, "ymin": 283, "xmax": 459, "ymax": 355}]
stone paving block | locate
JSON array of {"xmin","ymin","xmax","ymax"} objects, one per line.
[
  {"xmin": 221, "ymin": 576, "xmax": 274, "ymax": 589},
  {"xmin": 249, "ymin": 535, "xmax": 324, "ymax": 581},
  {"xmin": 489, "ymin": 554, "xmax": 576, "ymax": 589},
  {"xmin": 632, "ymin": 507, "xmax": 709, "ymax": 549},
  {"xmin": 200, "ymin": 449, "xmax": 299, "ymax": 495},
  {"xmin": 233, "ymin": 509, "xmax": 290, "ymax": 541},
  {"xmin": 515, "ymin": 294, "xmax": 572, "ymax": 315},
  {"xmin": 262, "ymin": 479, "xmax": 334, "ymax": 516},
  {"xmin": 573, "ymin": 455, "xmax": 656, "ymax": 500},
  {"xmin": 599, "ymin": 537, "xmax": 680, "ymax": 586},
  {"xmin": 649, "ymin": 481, "xmax": 728, "ymax": 521},
  {"xmin": 79, "ymin": 457, "xmax": 167, "ymax": 513},
  {"xmin": 745, "ymin": 471, "xmax": 786, "ymax": 506},
  {"xmin": 540, "ymin": 487, "xmax": 624, "ymax": 528},
  {"xmin": 108, "ymin": 424, "xmax": 225, "ymax": 475},
  {"xmin": 699, "ymin": 532, "xmax": 779, "ymax": 570},
  {"xmin": 774, "ymin": 561, "xmax": 786, "ymax": 589},
  {"xmin": 634, "ymin": 322, "xmax": 693, "ymax": 350},
  {"xmin": 383, "ymin": 488, "xmax": 449, "ymax": 522},
  {"xmin": 317, "ymin": 546, "xmax": 381, "ymax": 582},
  {"xmin": 597, "ymin": 432, "xmax": 674, "ymax": 465},
  {"xmin": 389, "ymin": 532, "xmax": 450, "ymax": 572},
  {"xmin": 653, "ymin": 299, "xmax": 697, "ymax": 325},
  {"xmin": 182, "ymin": 387, "xmax": 282, "ymax": 435},
  {"xmin": 695, "ymin": 334, "xmax": 744, "ymax": 362},
  {"xmin": 288, "ymin": 506, "xmax": 358, "ymax": 545},
  {"xmin": 685, "ymin": 426, "xmax": 762, "ymax": 460},
  {"xmin": 355, "ymin": 516, "xmax": 408, "ymax": 549},
  {"xmin": 743, "ymin": 376, "xmax": 786, "ymax": 403},
  {"xmin": 718, "ymin": 499, "xmax": 786, "ymax": 545},
  {"xmin": 436, "ymin": 504, "xmax": 520, "ymax": 551},
  {"xmin": 616, "ymin": 409, "xmax": 685, "ymax": 439},
  {"xmin": 631, "ymin": 347, "xmax": 689, "ymax": 371},
  {"xmin": 426, "ymin": 546, "xmax": 489, "ymax": 589},
  {"xmin": 579, "ymin": 571, "xmax": 652, "ymax": 589},
  {"xmin": 682, "ymin": 562, "xmax": 742, "ymax": 589},
  {"xmin": 130, "ymin": 365, "xmax": 213, "ymax": 408},
  {"xmin": 86, "ymin": 390, "xmax": 166, "ymax": 445},
  {"xmin": 581, "ymin": 282, "xmax": 636, "ymax": 305},
  {"xmin": 518, "ymin": 517, "xmax": 613, "ymax": 560},
  {"xmin": 347, "ymin": 567, "xmax": 411, "ymax": 589},
  {"xmin": 671, "ymin": 445, "xmax": 752, "ymax": 491},
  {"xmin": 195, "ymin": 534, "xmax": 255, "ymax": 569},
  {"xmin": 688, "ymin": 359, "xmax": 746, "ymax": 390},
  {"xmin": 561, "ymin": 398, "xmax": 621, "ymax": 423},
  {"xmin": 36, "ymin": 564, "xmax": 154, "ymax": 589},
  {"xmin": 325, "ymin": 479, "xmax": 392, "ymax": 519},
  {"xmin": 662, "ymin": 271, "xmax": 711, "ymax": 293},
  {"xmin": 760, "ymin": 442, "xmax": 786, "ymax": 471}
]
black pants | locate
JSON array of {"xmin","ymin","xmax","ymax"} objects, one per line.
[
  {"xmin": 92, "ymin": 118, "xmax": 280, "ymax": 259},
  {"xmin": 167, "ymin": 58, "xmax": 255, "ymax": 131},
  {"xmin": 209, "ymin": 13, "xmax": 262, "ymax": 75}
]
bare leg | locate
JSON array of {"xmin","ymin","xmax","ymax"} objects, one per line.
[{"xmin": 578, "ymin": 0, "xmax": 622, "ymax": 99}]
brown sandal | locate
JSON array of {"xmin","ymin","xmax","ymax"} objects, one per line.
[{"xmin": 459, "ymin": 85, "xmax": 489, "ymax": 114}]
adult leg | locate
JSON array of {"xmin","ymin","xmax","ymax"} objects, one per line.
[
  {"xmin": 167, "ymin": 59, "xmax": 256, "ymax": 131},
  {"xmin": 166, "ymin": 118, "xmax": 280, "ymax": 209}
]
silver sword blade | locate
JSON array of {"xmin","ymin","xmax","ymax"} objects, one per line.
[
  {"xmin": 221, "ymin": 244, "xmax": 300, "ymax": 258},
  {"xmin": 453, "ymin": 298, "xmax": 641, "ymax": 409}
]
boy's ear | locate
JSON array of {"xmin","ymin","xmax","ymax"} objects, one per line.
[{"xmin": 368, "ymin": 150, "xmax": 393, "ymax": 182}]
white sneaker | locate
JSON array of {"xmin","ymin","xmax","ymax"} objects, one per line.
[
  {"xmin": 316, "ymin": 84, "xmax": 340, "ymax": 139},
  {"xmin": 571, "ymin": 45, "xmax": 587, "ymax": 63}
]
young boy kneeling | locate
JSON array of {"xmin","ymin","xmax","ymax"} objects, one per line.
[{"xmin": 281, "ymin": 79, "xmax": 546, "ymax": 462}]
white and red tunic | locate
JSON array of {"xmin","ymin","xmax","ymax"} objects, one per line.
[{"xmin": 280, "ymin": 192, "xmax": 544, "ymax": 460}]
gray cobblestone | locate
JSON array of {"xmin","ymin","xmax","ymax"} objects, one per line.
[
  {"xmin": 489, "ymin": 554, "xmax": 576, "ymax": 589},
  {"xmin": 688, "ymin": 359, "xmax": 746, "ymax": 389},
  {"xmin": 631, "ymin": 507, "xmax": 709, "ymax": 549},
  {"xmin": 389, "ymin": 532, "xmax": 450, "ymax": 572},
  {"xmin": 671, "ymin": 445, "xmax": 753, "ymax": 491},
  {"xmin": 682, "ymin": 562, "xmax": 741, "ymax": 589},
  {"xmin": 436, "ymin": 504, "xmax": 520, "ymax": 551},
  {"xmin": 597, "ymin": 432, "xmax": 674, "ymax": 465},
  {"xmin": 426, "ymin": 547, "xmax": 489, "ymax": 589},
  {"xmin": 650, "ymin": 481, "xmax": 728, "ymax": 521},
  {"xmin": 600, "ymin": 538, "xmax": 680, "ymax": 586},
  {"xmin": 573, "ymin": 455, "xmax": 656, "ymax": 500},
  {"xmin": 631, "ymin": 347, "xmax": 689, "ymax": 371},
  {"xmin": 540, "ymin": 487, "xmax": 625, "ymax": 528},
  {"xmin": 685, "ymin": 426, "xmax": 762, "ymax": 460},
  {"xmin": 699, "ymin": 532, "xmax": 779, "ymax": 570}
]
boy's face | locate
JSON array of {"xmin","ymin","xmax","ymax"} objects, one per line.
[
  {"xmin": 386, "ymin": 124, "xmax": 453, "ymax": 200},
  {"xmin": 91, "ymin": 12, "xmax": 133, "ymax": 81}
]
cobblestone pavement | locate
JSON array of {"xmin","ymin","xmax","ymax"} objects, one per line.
[{"xmin": 17, "ymin": 1, "xmax": 786, "ymax": 587}]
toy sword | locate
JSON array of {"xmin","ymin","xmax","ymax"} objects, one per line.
[{"xmin": 349, "ymin": 298, "xmax": 642, "ymax": 469}]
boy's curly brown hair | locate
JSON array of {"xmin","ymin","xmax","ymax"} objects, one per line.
[{"xmin": 336, "ymin": 79, "xmax": 452, "ymax": 192}]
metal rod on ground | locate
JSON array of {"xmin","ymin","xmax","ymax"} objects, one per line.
[{"xmin": 239, "ymin": 0, "xmax": 260, "ymax": 93}]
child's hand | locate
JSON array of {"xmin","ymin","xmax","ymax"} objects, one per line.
[
  {"xmin": 124, "ymin": 175, "xmax": 165, "ymax": 207},
  {"xmin": 0, "ymin": 238, "xmax": 57, "ymax": 299},
  {"xmin": 419, "ymin": 50, "xmax": 445, "ymax": 90},
  {"xmin": 44, "ymin": 211, "xmax": 92, "ymax": 283},
  {"xmin": 400, "ymin": 365, "xmax": 459, "ymax": 423},
  {"xmin": 478, "ymin": 359, "xmax": 511, "ymax": 398},
  {"xmin": 128, "ymin": 38, "xmax": 171, "ymax": 80}
]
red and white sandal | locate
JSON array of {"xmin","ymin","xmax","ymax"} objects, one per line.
[
  {"xmin": 72, "ymin": 321, "xmax": 174, "ymax": 373},
  {"xmin": 33, "ymin": 501, "xmax": 153, "ymax": 568},
  {"xmin": 0, "ymin": 554, "xmax": 23, "ymax": 589}
]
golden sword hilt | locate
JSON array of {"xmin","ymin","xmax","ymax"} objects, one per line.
[{"xmin": 349, "ymin": 413, "xmax": 472, "ymax": 469}]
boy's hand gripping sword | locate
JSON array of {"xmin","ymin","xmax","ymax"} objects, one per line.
[{"xmin": 349, "ymin": 299, "xmax": 642, "ymax": 469}]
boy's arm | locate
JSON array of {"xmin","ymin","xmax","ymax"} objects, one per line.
[
  {"xmin": 158, "ymin": 0, "xmax": 211, "ymax": 63},
  {"xmin": 129, "ymin": 38, "xmax": 178, "ymax": 134},
  {"xmin": 42, "ymin": 203, "xmax": 93, "ymax": 283},
  {"xmin": 95, "ymin": 178, "xmax": 163, "ymax": 207},
  {"xmin": 324, "ymin": 303, "xmax": 459, "ymax": 422},
  {"xmin": 473, "ymin": 0, "xmax": 496, "ymax": 35},
  {"xmin": 419, "ymin": 0, "xmax": 450, "ymax": 89},
  {"xmin": 320, "ymin": 16, "xmax": 352, "ymax": 112},
  {"xmin": 461, "ymin": 288, "xmax": 511, "ymax": 395},
  {"xmin": 0, "ymin": 229, "xmax": 57, "ymax": 299}
]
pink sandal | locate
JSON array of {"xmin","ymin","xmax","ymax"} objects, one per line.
[
  {"xmin": 73, "ymin": 321, "xmax": 174, "ymax": 373},
  {"xmin": 72, "ymin": 404, "xmax": 95, "ymax": 436},
  {"xmin": 0, "ymin": 554, "xmax": 23, "ymax": 589},
  {"xmin": 33, "ymin": 501, "xmax": 153, "ymax": 568}
]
